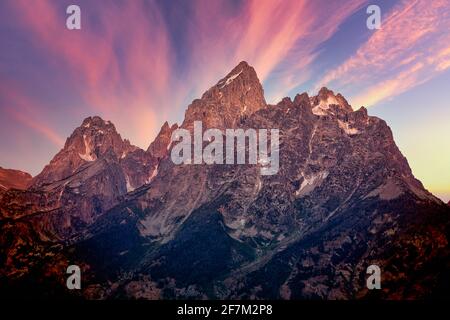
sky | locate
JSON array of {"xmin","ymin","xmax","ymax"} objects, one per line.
[{"xmin": 0, "ymin": 0, "xmax": 449, "ymax": 201}]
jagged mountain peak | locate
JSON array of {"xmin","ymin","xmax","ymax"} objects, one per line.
[
  {"xmin": 317, "ymin": 86, "xmax": 335, "ymax": 99},
  {"xmin": 310, "ymin": 87, "xmax": 353, "ymax": 115},
  {"xmin": 158, "ymin": 121, "xmax": 178, "ymax": 134},
  {"xmin": 30, "ymin": 115, "xmax": 171, "ymax": 192},
  {"xmin": 31, "ymin": 116, "xmax": 138, "ymax": 187},
  {"xmin": 293, "ymin": 92, "xmax": 311, "ymax": 107},
  {"xmin": 225, "ymin": 60, "xmax": 251, "ymax": 75},
  {"xmin": 147, "ymin": 121, "xmax": 179, "ymax": 158},
  {"xmin": 235, "ymin": 60, "xmax": 251, "ymax": 69},
  {"xmin": 215, "ymin": 61, "xmax": 257, "ymax": 86},
  {"xmin": 81, "ymin": 115, "xmax": 112, "ymax": 127},
  {"xmin": 67, "ymin": 116, "xmax": 138, "ymax": 160},
  {"xmin": 75, "ymin": 116, "xmax": 122, "ymax": 141},
  {"xmin": 213, "ymin": 61, "xmax": 263, "ymax": 97},
  {"xmin": 159, "ymin": 120, "xmax": 170, "ymax": 131},
  {"xmin": 183, "ymin": 61, "xmax": 266, "ymax": 130}
]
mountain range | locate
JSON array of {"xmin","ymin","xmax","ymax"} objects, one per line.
[{"xmin": 0, "ymin": 61, "xmax": 449, "ymax": 299}]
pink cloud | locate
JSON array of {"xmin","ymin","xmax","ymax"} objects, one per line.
[
  {"xmin": 316, "ymin": 0, "xmax": 450, "ymax": 107},
  {"xmin": 9, "ymin": 0, "xmax": 177, "ymax": 148},
  {"xmin": 183, "ymin": 0, "xmax": 366, "ymax": 102},
  {"xmin": 237, "ymin": 1, "xmax": 365, "ymax": 82},
  {"xmin": 6, "ymin": 0, "xmax": 366, "ymax": 150},
  {"xmin": 0, "ymin": 84, "xmax": 65, "ymax": 147}
]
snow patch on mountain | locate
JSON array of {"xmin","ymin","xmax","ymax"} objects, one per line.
[
  {"xmin": 125, "ymin": 175, "xmax": 135, "ymax": 192},
  {"xmin": 295, "ymin": 171, "xmax": 329, "ymax": 197},
  {"xmin": 255, "ymin": 177, "xmax": 262, "ymax": 194},
  {"xmin": 312, "ymin": 105, "xmax": 328, "ymax": 116},
  {"xmin": 365, "ymin": 179, "xmax": 403, "ymax": 200},
  {"xmin": 78, "ymin": 135, "xmax": 96, "ymax": 162},
  {"xmin": 338, "ymin": 120, "xmax": 360, "ymax": 135},
  {"xmin": 219, "ymin": 69, "xmax": 243, "ymax": 89},
  {"xmin": 146, "ymin": 165, "xmax": 159, "ymax": 184},
  {"xmin": 312, "ymin": 96, "xmax": 341, "ymax": 116}
]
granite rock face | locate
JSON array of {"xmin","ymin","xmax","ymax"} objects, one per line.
[
  {"xmin": 31, "ymin": 116, "xmax": 137, "ymax": 187},
  {"xmin": 0, "ymin": 62, "xmax": 449, "ymax": 299},
  {"xmin": 182, "ymin": 61, "xmax": 266, "ymax": 131},
  {"xmin": 0, "ymin": 167, "xmax": 31, "ymax": 192},
  {"xmin": 0, "ymin": 117, "xmax": 175, "ymax": 284}
]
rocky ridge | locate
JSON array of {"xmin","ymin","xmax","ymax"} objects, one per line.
[{"xmin": 0, "ymin": 61, "xmax": 448, "ymax": 299}]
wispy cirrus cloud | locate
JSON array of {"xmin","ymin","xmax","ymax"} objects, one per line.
[
  {"xmin": 6, "ymin": 0, "xmax": 179, "ymax": 147},
  {"xmin": 0, "ymin": 83, "xmax": 65, "ymax": 147},
  {"xmin": 4, "ymin": 0, "xmax": 367, "ymax": 150},
  {"xmin": 316, "ymin": 0, "xmax": 450, "ymax": 107},
  {"xmin": 182, "ymin": 0, "xmax": 366, "ymax": 103}
]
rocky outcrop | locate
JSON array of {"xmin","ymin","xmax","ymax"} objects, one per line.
[
  {"xmin": 31, "ymin": 116, "xmax": 137, "ymax": 188},
  {"xmin": 0, "ymin": 167, "xmax": 32, "ymax": 192},
  {"xmin": 182, "ymin": 61, "xmax": 266, "ymax": 131},
  {"xmin": 0, "ymin": 115, "xmax": 176, "ymax": 245},
  {"xmin": 147, "ymin": 122, "xmax": 178, "ymax": 160}
]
